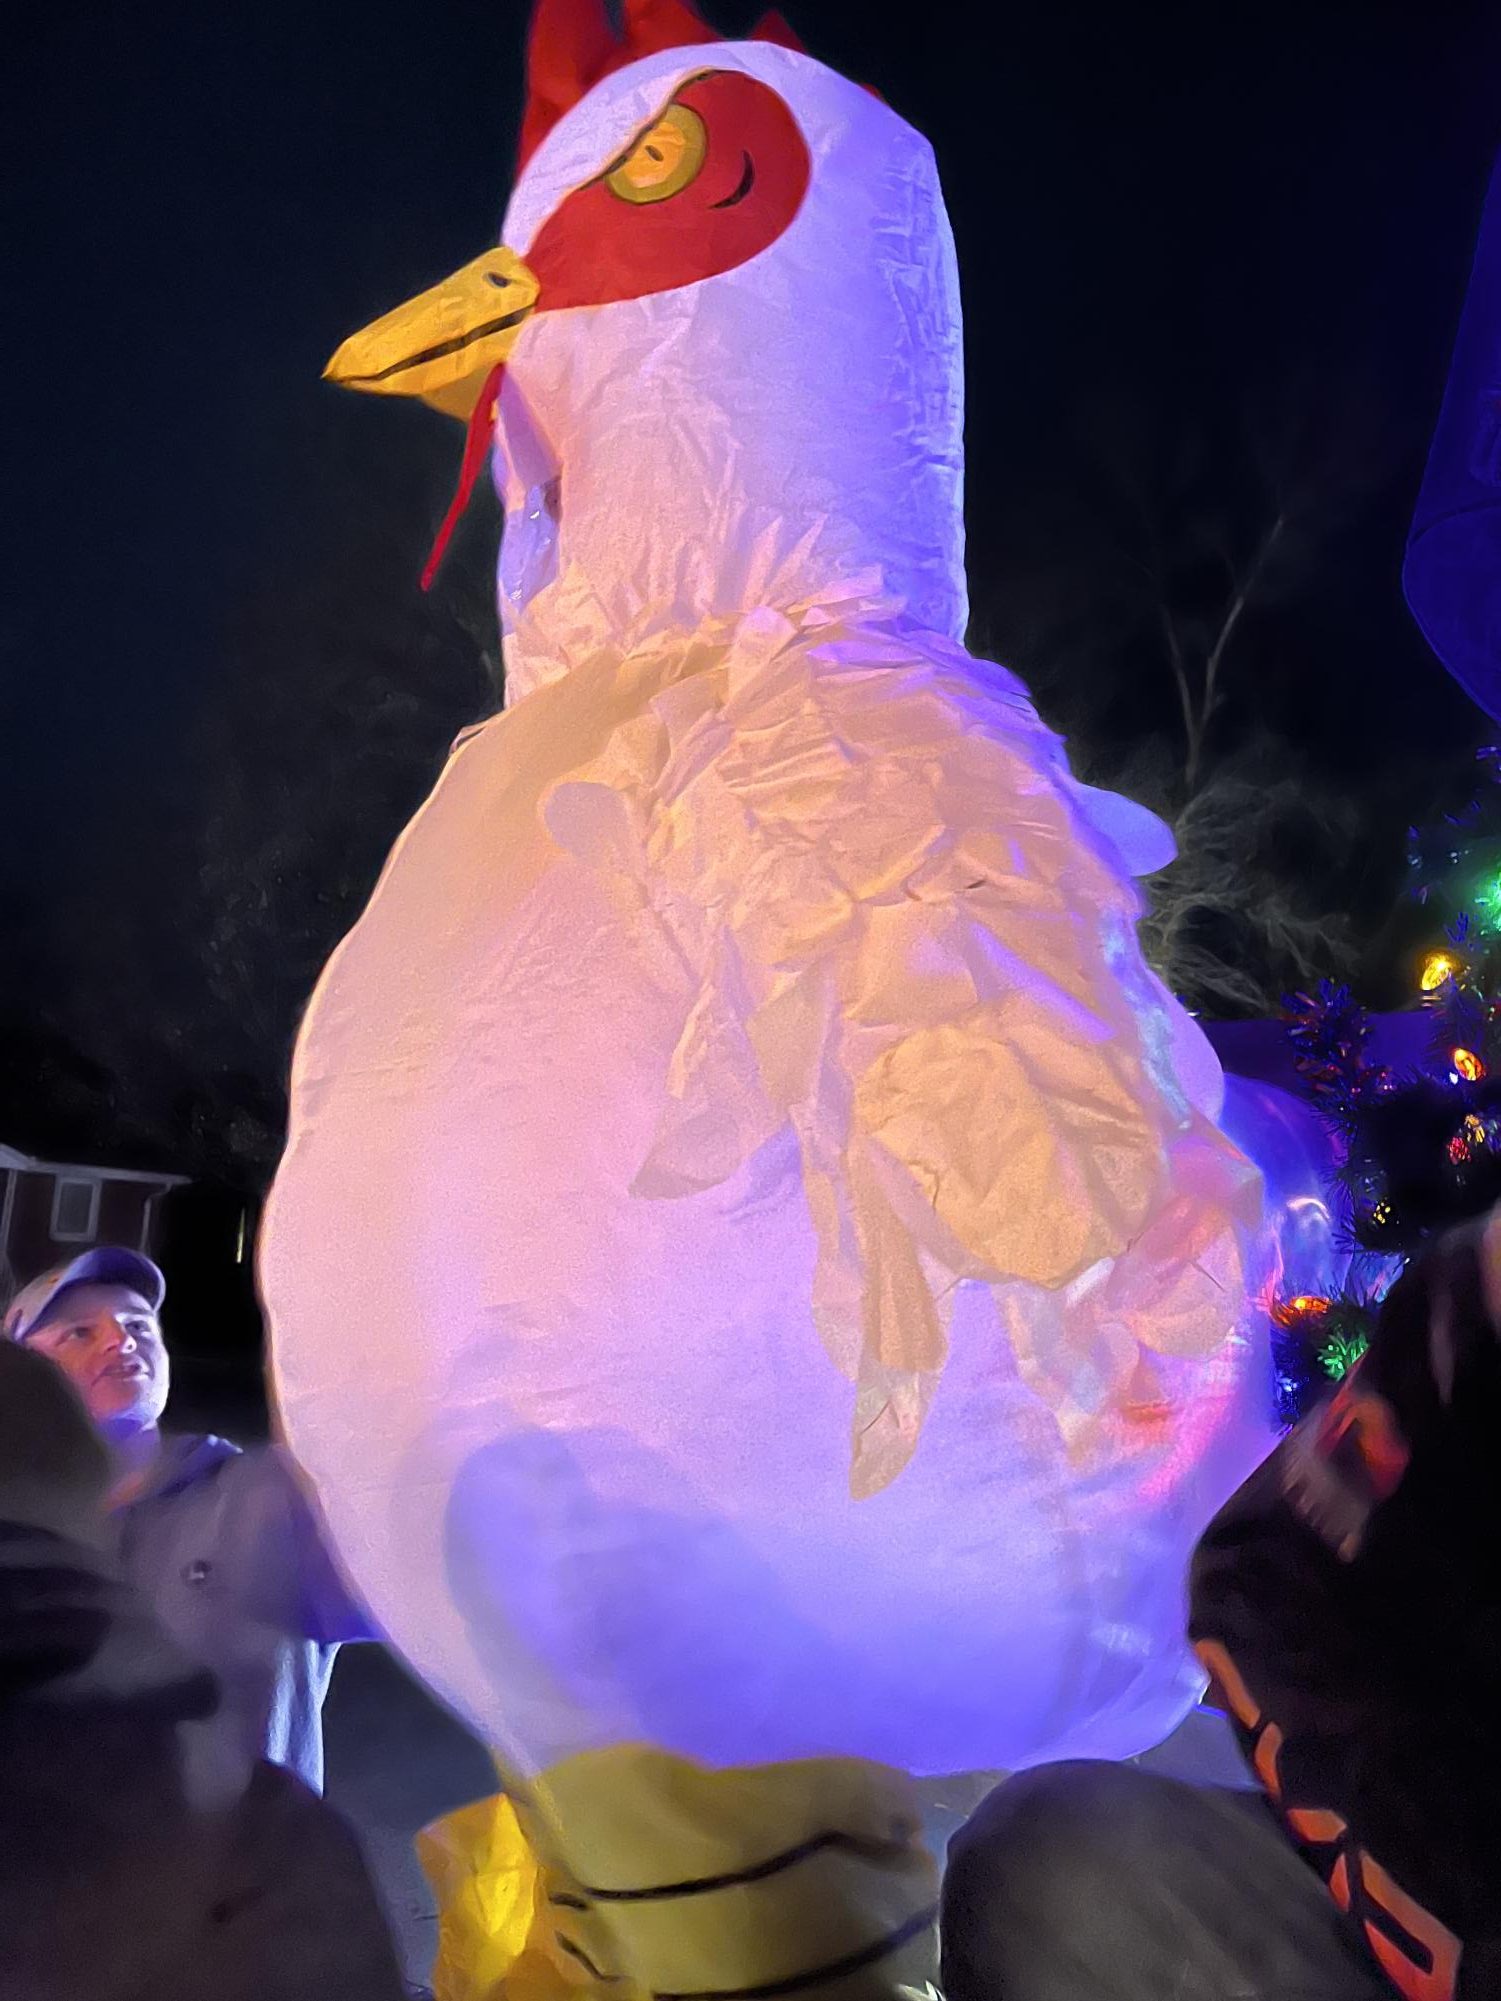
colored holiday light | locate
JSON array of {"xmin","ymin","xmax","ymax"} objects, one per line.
[
  {"xmin": 1317, "ymin": 1326, "xmax": 1370, "ymax": 1380},
  {"xmin": 1422, "ymin": 952, "xmax": 1459, "ymax": 992},
  {"xmin": 1272, "ymin": 1294, "xmax": 1329, "ymax": 1329}
]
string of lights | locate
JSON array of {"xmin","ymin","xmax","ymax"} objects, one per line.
[{"xmin": 1274, "ymin": 748, "xmax": 1501, "ymax": 1423}]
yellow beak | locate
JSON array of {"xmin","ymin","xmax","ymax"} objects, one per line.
[{"xmin": 323, "ymin": 247, "xmax": 541, "ymax": 422}]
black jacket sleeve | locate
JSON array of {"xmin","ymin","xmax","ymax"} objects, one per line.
[{"xmin": 1188, "ymin": 1218, "xmax": 1501, "ymax": 2000}]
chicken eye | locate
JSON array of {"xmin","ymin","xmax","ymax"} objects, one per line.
[{"xmin": 605, "ymin": 105, "xmax": 707, "ymax": 206}]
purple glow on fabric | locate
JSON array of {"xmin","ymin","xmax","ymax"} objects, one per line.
[
  {"xmin": 1218, "ymin": 1074, "xmax": 1354, "ymax": 1311},
  {"xmin": 1136, "ymin": 1074, "xmax": 1352, "ymax": 1506},
  {"xmin": 1406, "ymin": 151, "xmax": 1501, "ymax": 717}
]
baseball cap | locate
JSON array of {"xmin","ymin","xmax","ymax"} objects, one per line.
[{"xmin": 4, "ymin": 1247, "xmax": 167, "ymax": 1344}]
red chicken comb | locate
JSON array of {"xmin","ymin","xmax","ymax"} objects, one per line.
[
  {"xmin": 518, "ymin": 0, "xmax": 875, "ymax": 172},
  {"xmin": 749, "ymin": 11, "xmax": 807, "ymax": 52},
  {"xmin": 520, "ymin": 0, "xmax": 716, "ymax": 171}
]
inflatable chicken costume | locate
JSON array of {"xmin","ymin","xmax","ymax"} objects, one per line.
[{"xmin": 262, "ymin": 2, "xmax": 1275, "ymax": 1991}]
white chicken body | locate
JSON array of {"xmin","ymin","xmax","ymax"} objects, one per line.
[{"xmin": 262, "ymin": 37, "xmax": 1275, "ymax": 1782}]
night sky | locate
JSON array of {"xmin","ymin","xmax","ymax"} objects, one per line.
[{"xmin": 5, "ymin": 0, "xmax": 1501, "ymax": 1132}]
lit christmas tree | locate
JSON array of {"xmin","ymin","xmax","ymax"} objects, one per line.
[{"xmin": 1276, "ymin": 747, "xmax": 1501, "ymax": 1423}]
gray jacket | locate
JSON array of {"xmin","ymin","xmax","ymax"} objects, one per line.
[
  {"xmin": 0, "ymin": 1344, "xmax": 405, "ymax": 2000},
  {"xmin": 118, "ymin": 1435, "xmax": 372, "ymax": 1794}
]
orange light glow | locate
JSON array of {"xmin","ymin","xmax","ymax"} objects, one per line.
[
  {"xmin": 1454, "ymin": 1047, "xmax": 1485, "ymax": 1082},
  {"xmin": 1273, "ymin": 1293, "xmax": 1329, "ymax": 1327}
]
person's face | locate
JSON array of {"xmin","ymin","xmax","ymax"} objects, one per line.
[{"xmin": 23, "ymin": 1282, "xmax": 170, "ymax": 1435}]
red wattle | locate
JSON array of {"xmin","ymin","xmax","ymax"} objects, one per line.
[{"xmin": 421, "ymin": 363, "xmax": 506, "ymax": 592}]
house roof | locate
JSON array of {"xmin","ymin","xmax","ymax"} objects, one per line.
[{"xmin": 0, "ymin": 1142, "xmax": 186, "ymax": 1187}]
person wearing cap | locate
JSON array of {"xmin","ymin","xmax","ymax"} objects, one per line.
[
  {"xmin": 0, "ymin": 1335, "xmax": 408, "ymax": 2001},
  {"xmin": 4, "ymin": 1246, "xmax": 374, "ymax": 1798}
]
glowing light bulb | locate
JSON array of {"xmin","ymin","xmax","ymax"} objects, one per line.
[
  {"xmin": 1273, "ymin": 1294, "xmax": 1330, "ymax": 1328},
  {"xmin": 1422, "ymin": 952, "xmax": 1457, "ymax": 993},
  {"xmin": 1454, "ymin": 1048, "xmax": 1485, "ymax": 1082},
  {"xmin": 1318, "ymin": 1329, "xmax": 1370, "ymax": 1381}
]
